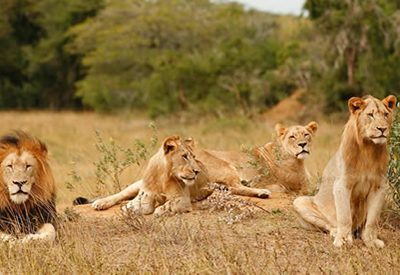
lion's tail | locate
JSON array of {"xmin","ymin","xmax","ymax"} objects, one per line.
[{"xmin": 73, "ymin": 196, "xmax": 104, "ymax": 205}]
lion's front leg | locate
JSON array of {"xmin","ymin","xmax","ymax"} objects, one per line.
[
  {"xmin": 22, "ymin": 223, "xmax": 56, "ymax": 243},
  {"xmin": 362, "ymin": 184, "xmax": 386, "ymax": 248},
  {"xmin": 333, "ymin": 182, "xmax": 353, "ymax": 247},
  {"xmin": 122, "ymin": 190, "xmax": 156, "ymax": 215},
  {"xmin": 154, "ymin": 196, "xmax": 192, "ymax": 216},
  {"xmin": 93, "ymin": 180, "xmax": 143, "ymax": 210}
]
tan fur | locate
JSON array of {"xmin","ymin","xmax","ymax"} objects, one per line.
[
  {"xmin": 92, "ymin": 136, "xmax": 212, "ymax": 215},
  {"xmin": 0, "ymin": 131, "xmax": 57, "ymax": 242},
  {"xmin": 195, "ymin": 122, "xmax": 318, "ymax": 195},
  {"xmin": 294, "ymin": 95, "xmax": 397, "ymax": 248}
]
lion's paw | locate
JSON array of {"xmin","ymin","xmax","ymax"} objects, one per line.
[
  {"xmin": 364, "ymin": 238, "xmax": 385, "ymax": 248},
  {"xmin": 333, "ymin": 234, "xmax": 353, "ymax": 247},
  {"xmin": 0, "ymin": 234, "xmax": 15, "ymax": 242},
  {"xmin": 153, "ymin": 206, "xmax": 166, "ymax": 217},
  {"xmin": 329, "ymin": 228, "xmax": 337, "ymax": 238},
  {"xmin": 22, "ymin": 234, "xmax": 40, "ymax": 243},
  {"xmin": 92, "ymin": 198, "xmax": 113, "ymax": 211}
]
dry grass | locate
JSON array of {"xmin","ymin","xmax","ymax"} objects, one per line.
[{"xmin": 0, "ymin": 111, "xmax": 399, "ymax": 274}]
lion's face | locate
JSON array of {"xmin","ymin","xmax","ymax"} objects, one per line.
[
  {"xmin": 163, "ymin": 137, "xmax": 200, "ymax": 186},
  {"xmin": 1, "ymin": 151, "xmax": 38, "ymax": 204},
  {"xmin": 276, "ymin": 122, "xmax": 318, "ymax": 160},
  {"xmin": 348, "ymin": 95, "xmax": 397, "ymax": 145}
]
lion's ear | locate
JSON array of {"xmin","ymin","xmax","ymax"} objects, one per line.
[
  {"xmin": 184, "ymin": 137, "xmax": 195, "ymax": 149},
  {"xmin": 348, "ymin": 97, "xmax": 366, "ymax": 114},
  {"xmin": 382, "ymin": 95, "xmax": 397, "ymax": 110},
  {"xmin": 163, "ymin": 136, "xmax": 180, "ymax": 155},
  {"xmin": 275, "ymin": 124, "xmax": 287, "ymax": 138},
  {"xmin": 305, "ymin": 121, "xmax": 318, "ymax": 136}
]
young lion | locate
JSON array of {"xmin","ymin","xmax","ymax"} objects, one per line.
[
  {"xmin": 78, "ymin": 136, "xmax": 213, "ymax": 216},
  {"xmin": 294, "ymin": 95, "xmax": 397, "ymax": 248},
  {"xmin": 194, "ymin": 121, "xmax": 318, "ymax": 195}
]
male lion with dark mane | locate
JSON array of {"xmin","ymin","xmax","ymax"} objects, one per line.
[
  {"xmin": 0, "ymin": 131, "xmax": 57, "ymax": 242},
  {"xmin": 294, "ymin": 95, "xmax": 397, "ymax": 248}
]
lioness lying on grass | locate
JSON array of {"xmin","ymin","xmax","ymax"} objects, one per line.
[
  {"xmin": 75, "ymin": 122, "xmax": 317, "ymax": 215},
  {"xmin": 195, "ymin": 121, "xmax": 318, "ymax": 195}
]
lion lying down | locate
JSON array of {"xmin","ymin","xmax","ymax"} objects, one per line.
[
  {"xmin": 76, "ymin": 136, "xmax": 213, "ymax": 216},
  {"xmin": 195, "ymin": 121, "xmax": 318, "ymax": 195},
  {"xmin": 75, "ymin": 122, "xmax": 318, "ymax": 215},
  {"xmin": 0, "ymin": 131, "xmax": 57, "ymax": 242},
  {"xmin": 294, "ymin": 95, "xmax": 397, "ymax": 248}
]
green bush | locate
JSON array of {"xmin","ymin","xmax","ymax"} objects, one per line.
[{"xmin": 388, "ymin": 104, "xmax": 400, "ymax": 212}]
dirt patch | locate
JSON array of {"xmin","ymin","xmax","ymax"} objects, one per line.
[
  {"xmin": 59, "ymin": 192, "xmax": 294, "ymax": 219},
  {"xmin": 264, "ymin": 89, "xmax": 305, "ymax": 123}
]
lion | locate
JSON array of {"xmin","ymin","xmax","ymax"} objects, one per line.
[
  {"xmin": 293, "ymin": 95, "xmax": 397, "ymax": 248},
  {"xmin": 75, "ymin": 136, "xmax": 213, "ymax": 216},
  {"xmin": 0, "ymin": 131, "xmax": 57, "ymax": 242},
  {"xmin": 76, "ymin": 122, "xmax": 317, "ymax": 214},
  {"xmin": 194, "ymin": 121, "xmax": 318, "ymax": 195}
]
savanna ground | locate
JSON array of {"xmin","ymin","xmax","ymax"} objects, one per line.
[{"xmin": 0, "ymin": 111, "xmax": 399, "ymax": 274}]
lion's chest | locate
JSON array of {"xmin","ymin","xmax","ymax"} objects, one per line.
[
  {"xmin": 0, "ymin": 202, "xmax": 56, "ymax": 235},
  {"xmin": 347, "ymin": 173, "xmax": 383, "ymax": 227},
  {"xmin": 346, "ymin": 172, "xmax": 383, "ymax": 196}
]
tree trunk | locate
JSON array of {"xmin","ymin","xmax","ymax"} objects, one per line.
[
  {"xmin": 346, "ymin": 46, "xmax": 357, "ymax": 86},
  {"xmin": 178, "ymin": 89, "xmax": 188, "ymax": 110}
]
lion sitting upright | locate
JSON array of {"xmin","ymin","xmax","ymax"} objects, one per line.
[
  {"xmin": 0, "ymin": 131, "xmax": 57, "ymax": 242},
  {"xmin": 294, "ymin": 95, "xmax": 397, "ymax": 248}
]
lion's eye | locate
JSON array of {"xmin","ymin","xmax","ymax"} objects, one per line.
[
  {"xmin": 26, "ymin": 164, "xmax": 31, "ymax": 169},
  {"xmin": 7, "ymin": 164, "xmax": 12, "ymax": 169},
  {"xmin": 182, "ymin": 154, "xmax": 188, "ymax": 160},
  {"xmin": 289, "ymin": 135, "xmax": 295, "ymax": 140},
  {"xmin": 385, "ymin": 113, "xmax": 389, "ymax": 118},
  {"xmin": 368, "ymin": 113, "xmax": 374, "ymax": 118},
  {"xmin": 305, "ymin": 134, "xmax": 310, "ymax": 138}
]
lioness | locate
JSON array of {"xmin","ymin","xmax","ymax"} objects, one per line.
[
  {"xmin": 294, "ymin": 95, "xmax": 397, "ymax": 248},
  {"xmin": 194, "ymin": 121, "xmax": 318, "ymax": 195},
  {"xmin": 83, "ymin": 122, "xmax": 317, "ymax": 214}
]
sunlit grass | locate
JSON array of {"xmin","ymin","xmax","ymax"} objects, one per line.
[{"xmin": 0, "ymin": 111, "xmax": 398, "ymax": 273}]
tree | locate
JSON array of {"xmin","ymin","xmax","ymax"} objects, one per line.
[{"xmin": 304, "ymin": 0, "xmax": 400, "ymax": 111}]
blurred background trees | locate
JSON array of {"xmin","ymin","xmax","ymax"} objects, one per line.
[{"xmin": 0, "ymin": 0, "xmax": 398, "ymax": 116}]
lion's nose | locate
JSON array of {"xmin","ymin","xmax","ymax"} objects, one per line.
[
  {"xmin": 298, "ymin": 142, "xmax": 307, "ymax": 148},
  {"xmin": 13, "ymin": 181, "xmax": 27, "ymax": 187},
  {"xmin": 377, "ymin": 127, "xmax": 387, "ymax": 134}
]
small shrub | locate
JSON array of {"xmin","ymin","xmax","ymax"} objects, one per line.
[
  {"xmin": 205, "ymin": 184, "xmax": 270, "ymax": 225},
  {"xmin": 65, "ymin": 122, "xmax": 158, "ymax": 196},
  {"xmin": 388, "ymin": 105, "xmax": 400, "ymax": 212}
]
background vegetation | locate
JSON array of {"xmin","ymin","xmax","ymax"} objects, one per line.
[{"xmin": 1, "ymin": 0, "xmax": 399, "ymax": 117}]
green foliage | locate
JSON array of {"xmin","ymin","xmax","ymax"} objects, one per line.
[
  {"xmin": 65, "ymin": 123, "xmax": 158, "ymax": 195},
  {"xmin": 304, "ymin": 0, "xmax": 400, "ymax": 112},
  {"xmin": 67, "ymin": 0, "xmax": 300, "ymax": 116},
  {"xmin": 1, "ymin": 0, "xmax": 399, "ymax": 115},
  {"xmin": 388, "ymin": 105, "xmax": 400, "ymax": 211},
  {"xmin": 0, "ymin": 0, "xmax": 104, "ymax": 110},
  {"xmin": 93, "ymin": 124, "xmax": 158, "ymax": 193}
]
